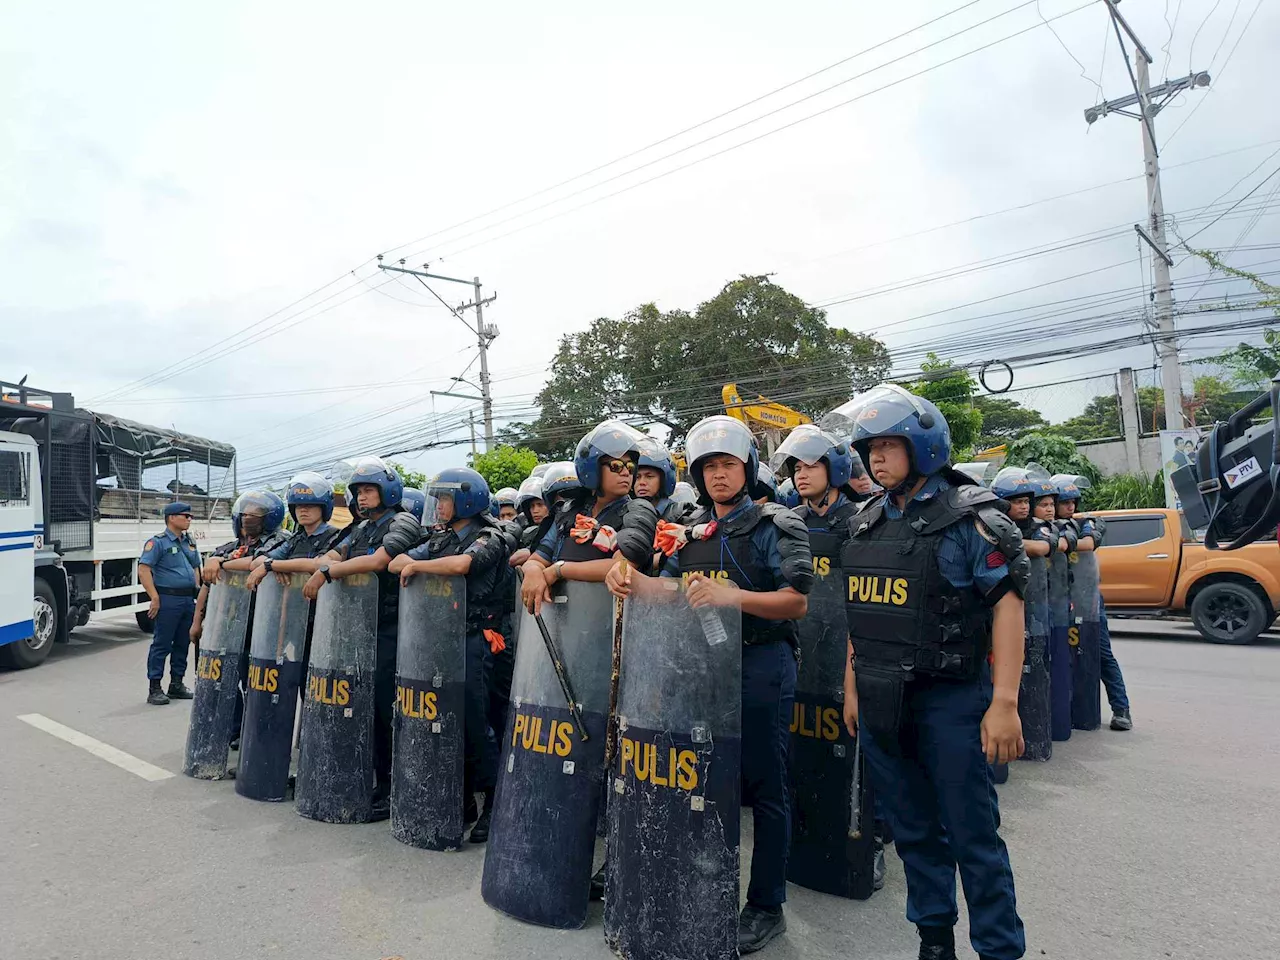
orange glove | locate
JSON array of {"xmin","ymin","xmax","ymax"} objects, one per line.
[
  {"xmin": 483, "ymin": 629, "xmax": 506, "ymax": 654},
  {"xmin": 570, "ymin": 514, "xmax": 618, "ymax": 553},
  {"xmin": 654, "ymin": 519, "xmax": 717, "ymax": 556}
]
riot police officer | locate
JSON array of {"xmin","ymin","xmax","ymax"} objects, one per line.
[
  {"xmin": 509, "ymin": 463, "xmax": 577, "ymax": 568},
  {"xmin": 607, "ymin": 415, "xmax": 813, "ymax": 953},
  {"xmin": 521, "ymin": 421, "xmax": 657, "ymax": 614},
  {"xmin": 632, "ymin": 437, "xmax": 684, "ymax": 522},
  {"xmin": 826, "ymin": 384, "xmax": 1028, "ymax": 960},
  {"xmin": 753, "ymin": 464, "xmax": 780, "ymax": 504},
  {"xmin": 302, "ymin": 457, "xmax": 420, "ymax": 819},
  {"xmin": 245, "ymin": 473, "xmax": 344, "ymax": 591},
  {"xmin": 400, "ymin": 487, "xmax": 433, "ymax": 525},
  {"xmin": 492, "ymin": 487, "xmax": 519, "ymax": 522},
  {"xmin": 139, "ymin": 502, "xmax": 202, "ymax": 705},
  {"xmin": 390, "ymin": 467, "xmax": 511, "ymax": 840},
  {"xmin": 771, "ymin": 424, "xmax": 887, "ymax": 891},
  {"xmin": 1054, "ymin": 480, "xmax": 1131, "ymax": 731}
]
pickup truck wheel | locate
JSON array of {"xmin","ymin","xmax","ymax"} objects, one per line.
[
  {"xmin": 136, "ymin": 612, "xmax": 154, "ymax": 634},
  {"xmin": 0, "ymin": 580, "xmax": 59, "ymax": 669},
  {"xmin": 1191, "ymin": 583, "xmax": 1269, "ymax": 645}
]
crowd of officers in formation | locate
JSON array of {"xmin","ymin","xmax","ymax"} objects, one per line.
[{"xmin": 139, "ymin": 382, "xmax": 1129, "ymax": 960}]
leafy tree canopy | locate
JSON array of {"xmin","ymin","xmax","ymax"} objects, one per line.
[
  {"xmin": 972, "ymin": 395, "xmax": 1047, "ymax": 449},
  {"xmin": 909, "ymin": 354, "xmax": 983, "ymax": 457},
  {"xmin": 468, "ymin": 445, "xmax": 539, "ymax": 492},
  {"xmin": 1002, "ymin": 432, "xmax": 1102, "ymax": 486},
  {"xmin": 503, "ymin": 275, "xmax": 891, "ymax": 459}
]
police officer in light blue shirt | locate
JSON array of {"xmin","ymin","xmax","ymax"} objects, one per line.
[{"xmin": 139, "ymin": 502, "xmax": 202, "ymax": 705}]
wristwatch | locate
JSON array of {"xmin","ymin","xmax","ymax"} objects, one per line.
[
  {"xmin": 319, "ymin": 564, "xmax": 333, "ymax": 583},
  {"xmin": 262, "ymin": 559, "xmax": 274, "ymax": 573},
  {"xmin": 551, "ymin": 560, "xmax": 566, "ymax": 582}
]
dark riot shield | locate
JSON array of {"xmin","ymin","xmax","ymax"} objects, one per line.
[
  {"xmin": 1070, "ymin": 549, "xmax": 1102, "ymax": 731},
  {"xmin": 1018, "ymin": 554, "xmax": 1053, "ymax": 762},
  {"xmin": 604, "ymin": 582, "xmax": 743, "ymax": 960},
  {"xmin": 392, "ymin": 573, "xmax": 467, "ymax": 850},
  {"xmin": 184, "ymin": 572, "xmax": 253, "ymax": 780},
  {"xmin": 1049, "ymin": 551, "xmax": 1073, "ymax": 742},
  {"xmin": 295, "ymin": 575, "xmax": 378, "ymax": 823},
  {"xmin": 786, "ymin": 562, "xmax": 875, "ymax": 899},
  {"xmin": 481, "ymin": 580, "xmax": 613, "ymax": 929},
  {"xmin": 236, "ymin": 574, "xmax": 310, "ymax": 800}
]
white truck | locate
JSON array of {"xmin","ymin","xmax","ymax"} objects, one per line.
[{"xmin": 0, "ymin": 381, "xmax": 235, "ymax": 669}]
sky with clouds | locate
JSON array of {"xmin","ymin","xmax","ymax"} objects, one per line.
[{"xmin": 3, "ymin": 0, "xmax": 1277, "ymax": 486}]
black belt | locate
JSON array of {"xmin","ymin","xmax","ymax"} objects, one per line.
[{"xmin": 157, "ymin": 586, "xmax": 198, "ymax": 598}]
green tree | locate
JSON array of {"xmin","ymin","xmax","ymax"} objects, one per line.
[
  {"xmin": 468, "ymin": 445, "xmax": 539, "ymax": 492},
  {"xmin": 386, "ymin": 460, "xmax": 427, "ymax": 490},
  {"xmin": 506, "ymin": 276, "xmax": 891, "ymax": 459},
  {"xmin": 1056, "ymin": 386, "xmax": 1168, "ymax": 439},
  {"xmin": 1087, "ymin": 472, "xmax": 1165, "ymax": 510},
  {"xmin": 1185, "ymin": 248, "xmax": 1280, "ymax": 388},
  {"xmin": 972, "ymin": 395, "xmax": 1047, "ymax": 448},
  {"xmin": 909, "ymin": 354, "xmax": 982, "ymax": 456},
  {"xmin": 1002, "ymin": 432, "xmax": 1102, "ymax": 486}
]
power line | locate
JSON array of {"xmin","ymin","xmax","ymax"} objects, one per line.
[{"xmin": 1164, "ymin": 0, "xmax": 1266, "ymax": 146}]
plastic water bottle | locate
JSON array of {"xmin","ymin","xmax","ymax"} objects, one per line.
[{"xmin": 696, "ymin": 607, "xmax": 728, "ymax": 646}]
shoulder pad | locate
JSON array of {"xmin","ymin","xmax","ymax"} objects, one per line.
[
  {"xmin": 382, "ymin": 512, "xmax": 422, "ymax": 557},
  {"xmin": 849, "ymin": 499, "xmax": 887, "ymax": 537},
  {"xmin": 759, "ymin": 502, "xmax": 814, "ymax": 595},
  {"xmin": 1090, "ymin": 515, "xmax": 1107, "ymax": 546},
  {"xmin": 976, "ymin": 504, "xmax": 1030, "ymax": 599},
  {"xmin": 945, "ymin": 484, "xmax": 1002, "ymax": 511},
  {"xmin": 614, "ymin": 496, "xmax": 659, "ymax": 568}
]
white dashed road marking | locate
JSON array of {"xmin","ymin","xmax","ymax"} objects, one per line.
[{"xmin": 16, "ymin": 713, "xmax": 175, "ymax": 782}]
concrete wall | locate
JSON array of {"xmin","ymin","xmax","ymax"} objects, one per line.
[{"xmin": 1075, "ymin": 435, "xmax": 1163, "ymax": 477}]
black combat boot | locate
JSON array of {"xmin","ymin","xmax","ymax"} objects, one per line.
[
  {"xmin": 147, "ymin": 680, "xmax": 170, "ymax": 706},
  {"xmin": 469, "ymin": 792, "xmax": 493, "ymax": 843},
  {"xmin": 917, "ymin": 924, "xmax": 957, "ymax": 960},
  {"xmin": 167, "ymin": 678, "xmax": 194, "ymax": 699},
  {"xmin": 873, "ymin": 841, "xmax": 887, "ymax": 890},
  {"xmin": 738, "ymin": 904, "xmax": 786, "ymax": 954}
]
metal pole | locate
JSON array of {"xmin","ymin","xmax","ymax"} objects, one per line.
[
  {"xmin": 474, "ymin": 276, "xmax": 494, "ymax": 451},
  {"xmin": 1136, "ymin": 56, "xmax": 1184, "ymax": 430},
  {"xmin": 469, "ymin": 412, "xmax": 478, "ymax": 461}
]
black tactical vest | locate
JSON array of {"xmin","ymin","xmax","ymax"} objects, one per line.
[
  {"xmin": 841, "ymin": 499, "xmax": 991, "ymax": 679},
  {"xmin": 345, "ymin": 512, "xmax": 400, "ymax": 627},
  {"xmin": 555, "ymin": 496, "xmax": 632, "ymax": 562},
  {"xmin": 283, "ymin": 524, "xmax": 343, "ymax": 560},
  {"xmin": 796, "ymin": 498, "xmax": 860, "ymax": 563},
  {"xmin": 424, "ymin": 521, "xmax": 505, "ymax": 630},
  {"xmin": 677, "ymin": 503, "xmax": 797, "ymax": 648}
]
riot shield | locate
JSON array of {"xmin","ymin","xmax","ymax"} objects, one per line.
[
  {"xmin": 1070, "ymin": 549, "xmax": 1102, "ymax": 731},
  {"xmin": 1018, "ymin": 554, "xmax": 1052, "ymax": 762},
  {"xmin": 295, "ymin": 575, "xmax": 379, "ymax": 823},
  {"xmin": 184, "ymin": 572, "xmax": 253, "ymax": 780},
  {"xmin": 786, "ymin": 563, "xmax": 875, "ymax": 899},
  {"xmin": 236, "ymin": 574, "xmax": 310, "ymax": 800},
  {"xmin": 1049, "ymin": 551, "xmax": 1073, "ymax": 742},
  {"xmin": 392, "ymin": 573, "xmax": 467, "ymax": 850},
  {"xmin": 481, "ymin": 580, "xmax": 613, "ymax": 929},
  {"xmin": 603, "ymin": 581, "xmax": 742, "ymax": 960}
]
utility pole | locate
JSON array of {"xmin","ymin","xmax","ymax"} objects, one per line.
[
  {"xmin": 377, "ymin": 258, "xmax": 500, "ymax": 450},
  {"xmin": 468, "ymin": 412, "xmax": 478, "ymax": 461},
  {"xmin": 1084, "ymin": 0, "xmax": 1210, "ymax": 430}
]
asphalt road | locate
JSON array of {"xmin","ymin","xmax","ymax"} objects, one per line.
[{"xmin": 2, "ymin": 616, "xmax": 1278, "ymax": 960}]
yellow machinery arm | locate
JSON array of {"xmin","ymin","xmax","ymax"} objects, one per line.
[{"xmin": 721, "ymin": 383, "xmax": 810, "ymax": 458}]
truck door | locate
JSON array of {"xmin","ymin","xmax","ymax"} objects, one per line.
[
  {"xmin": 1096, "ymin": 513, "xmax": 1179, "ymax": 606},
  {"xmin": 0, "ymin": 440, "xmax": 37, "ymax": 648}
]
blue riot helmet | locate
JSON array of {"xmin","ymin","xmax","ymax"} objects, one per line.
[
  {"xmin": 778, "ymin": 477, "xmax": 801, "ymax": 509},
  {"xmin": 670, "ymin": 481, "xmax": 699, "ymax": 507},
  {"xmin": 346, "ymin": 456, "xmax": 404, "ymax": 511},
  {"xmin": 515, "ymin": 476, "xmax": 546, "ymax": 522},
  {"xmin": 822, "ymin": 384, "xmax": 952, "ymax": 488},
  {"xmin": 232, "ymin": 490, "xmax": 286, "ymax": 539},
  {"xmin": 530, "ymin": 463, "xmax": 551, "ymax": 480},
  {"xmin": 286, "ymin": 471, "xmax": 334, "ymax": 522},
  {"xmin": 768, "ymin": 424, "xmax": 855, "ymax": 490},
  {"xmin": 540, "ymin": 460, "xmax": 583, "ymax": 508},
  {"xmin": 991, "ymin": 467, "xmax": 1036, "ymax": 502},
  {"xmin": 574, "ymin": 419, "xmax": 646, "ymax": 493},
  {"xmin": 685, "ymin": 415, "xmax": 760, "ymax": 503},
  {"xmin": 1049, "ymin": 474, "xmax": 1083, "ymax": 502},
  {"xmin": 401, "ymin": 487, "xmax": 431, "ymax": 523},
  {"xmin": 634, "ymin": 437, "xmax": 677, "ymax": 499},
  {"xmin": 427, "ymin": 467, "xmax": 491, "ymax": 520},
  {"xmin": 345, "ymin": 486, "xmax": 362, "ymax": 521},
  {"xmin": 754, "ymin": 464, "xmax": 779, "ymax": 502}
]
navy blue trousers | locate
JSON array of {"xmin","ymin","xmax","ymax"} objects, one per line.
[
  {"xmin": 146, "ymin": 594, "xmax": 194, "ymax": 681},
  {"xmin": 742, "ymin": 641, "xmax": 797, "ymax": 909},
  {"xmin": 860, "ymin": 672, "xmax": 1025, "ymax": 960},
  {"xmin": 1098, "ymin": 607, "xmax": 1130, "ymax": 712}
]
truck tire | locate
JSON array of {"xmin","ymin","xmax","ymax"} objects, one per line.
[
  {"xmin": 0, "ymin": 580, "xmax": 59, "ymax": 669},
  {"xmin": 136, "ymin": 612, "xmax": 154, "ymax": 634},
  {"xmin": 1191, "ymin": 582, "xmax": 1269, "ymax": 645}
]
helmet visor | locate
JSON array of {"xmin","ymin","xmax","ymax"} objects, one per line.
[{"xmin": 685, "ymin": 416, "xmax": 755, "ymax": 467}]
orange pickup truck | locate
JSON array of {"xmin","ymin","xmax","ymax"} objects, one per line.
[{"xmin": 1095, "ymin": 508, "xmax": 1280, "ymax": 644}]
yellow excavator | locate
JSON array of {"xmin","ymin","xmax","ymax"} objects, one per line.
[{"xmin": 673, "ymin": 383, "xmax": 811, "ymax": 478}]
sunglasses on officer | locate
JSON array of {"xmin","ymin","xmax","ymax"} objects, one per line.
[{"xmin": 603, "ymin": 458, "xmax": 636, "ymax": 475}]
